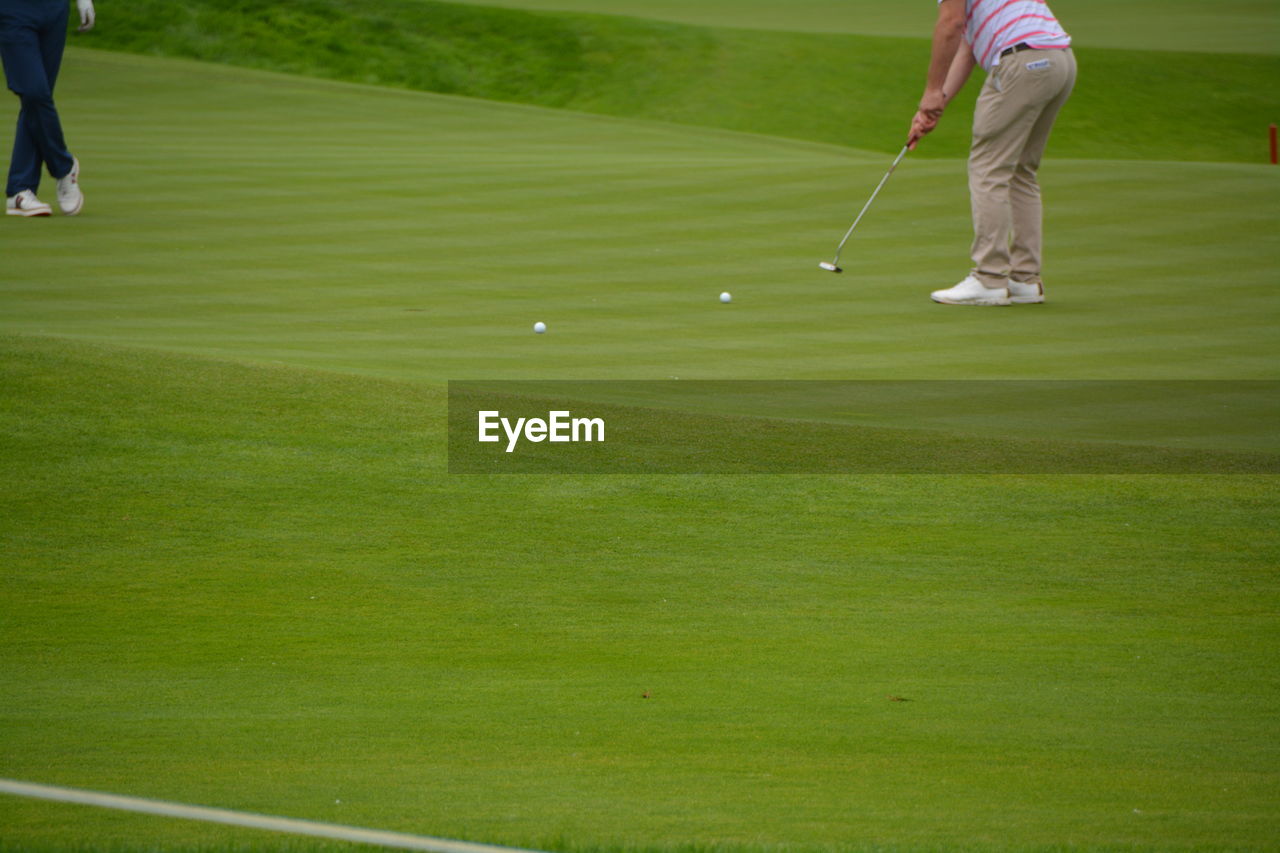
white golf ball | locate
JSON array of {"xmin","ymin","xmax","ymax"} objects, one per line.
[
  {"xmin": 720, "ymin": 292, "xmax": 732, "ymax": 303},
  {"xmin": 533, "ymin": 321, "xmax": 547, "ymax": 334}
]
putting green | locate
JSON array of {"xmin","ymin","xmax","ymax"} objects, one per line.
[{"xmin": 7, "ymin": 50, "xmax": 1278, "ymax": 382}]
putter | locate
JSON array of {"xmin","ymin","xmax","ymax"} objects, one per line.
[{"xmin": 819, "ymin": 145, "xmax": 910, "ymax": 273}]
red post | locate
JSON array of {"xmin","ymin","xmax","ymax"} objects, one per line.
[{"xmin": 1272, "ymin": 123, "xmax": 1278, "ymax": 165}]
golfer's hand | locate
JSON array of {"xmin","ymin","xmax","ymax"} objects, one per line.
[
  {"xmin": 907, "ymin": 110, "xmax": 938, "ymax": 150},
  {"xmin": 908, "ymin": 88, "xmax": 948, "ymax": 149},
  {"xmin": 76, "ymin": 0, "xmax": 95, "ymax": 32}
]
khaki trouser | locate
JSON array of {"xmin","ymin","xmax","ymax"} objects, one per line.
[{"xmin": 969, "ymin": 47, "xmax": 1076, "ymax": 287}]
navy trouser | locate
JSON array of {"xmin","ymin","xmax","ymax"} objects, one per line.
[{"xmin": 0, "ymin": 0, "xmax": 73, "ymax": 196}]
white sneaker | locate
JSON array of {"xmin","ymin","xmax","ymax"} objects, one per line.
[
  {"xmin": 930, "ymin": 275, "xmax": 1010, "ymax": 306},
  {"xmin": 5, "ymin": 190, "xmax": 52, "ymax": 217},
  {"xmin": 1009, "ymin": 279, "xmax": 1045, "ymax": 304},
  {"xmin": 56, "ymin": 157, "xmax": 83, "ymax": 216}
]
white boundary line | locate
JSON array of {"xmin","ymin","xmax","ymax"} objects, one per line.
[{"xmin": 0, "ymin": 778, "xmax": 546, "ymax": 853}]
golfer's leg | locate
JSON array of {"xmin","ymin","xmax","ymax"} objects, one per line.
[
  {"xmin": 968, "ymin": 68, "xmax": 1031, "ymax": 287},
  {"xmin": 1009, "ymin": 50, "xmax": 1077, "ymax": 283},
  {"xmin": 1007, "ymin": 168, "xmax": 1042, "ymax": 284}
]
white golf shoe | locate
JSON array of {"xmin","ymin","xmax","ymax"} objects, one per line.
[
  {"xmin": 1008, "ymin": 279, "xmax": 1045, "ymax": 304},
  {"xmin": 5, "ymin": 190, "xmax": 52, "ymax": 217},
  {"xmin": 56, "ymin": 157, "xmax": 83, "ymax": 216},
  {"xmin": 930, "ymin": 275, "xmax": 1010, "ymax": 306}
]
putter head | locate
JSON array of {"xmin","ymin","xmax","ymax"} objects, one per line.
[{"xmin": 819, "ymin": 262, "xmax": 843, "ymax": 273}]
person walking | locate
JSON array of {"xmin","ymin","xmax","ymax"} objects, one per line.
[
  {"xmin": 2, "ymin": 0, "xmax": 93, "ymax": 217},
  {"xmin": 908, "ymin": 0, "xmax": 1076, "ymax": 305}
]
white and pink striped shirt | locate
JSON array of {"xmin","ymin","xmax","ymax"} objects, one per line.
[{"xmin": 941, "ymin": 0, "xmax": 1072, "ymax": 72}]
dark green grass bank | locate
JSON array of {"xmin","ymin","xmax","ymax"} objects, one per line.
[
  {"xmin": 74, "ymin": 0, "xmax": 1280, "ymax": 162},
  {"xmin": 441, "ymin": 0, "xmax": 1280, "ymax": 55},
  {"xmin": 4, "ymin": 335, "xmax": 1279, "ymax": 850}
]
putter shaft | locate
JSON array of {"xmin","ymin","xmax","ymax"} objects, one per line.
[{"xmin": 823, "ymin": 145, "xmax": 909, "ymax": 270}]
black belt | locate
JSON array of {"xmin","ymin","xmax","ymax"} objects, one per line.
[{"xmin": 1000, "ymin": 42, "xmax": 1034, "ymax": 57}]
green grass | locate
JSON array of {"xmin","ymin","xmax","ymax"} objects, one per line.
[
  {"xmin": 438, "ymin": 0, "xmax": 1280, "ymax": 55},
  {"xmin": 10, "ymin": 51, "xmax": 1280, "ymax": 381},
  {"xmin": 4, "ymin": 335, "xmax": 1279, "ymax": 851},
  {"xmin": 72, "ymin": 0, "xmax": 1280, "ymax": 162},
  {"xmin": 2, "ymin": 3, "xmax": 1279, "ymax": 852}
]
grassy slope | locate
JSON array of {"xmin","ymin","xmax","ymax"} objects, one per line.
[
  {"xmin": 438, "ymin": 0, "xmax": 1280, "ymax": 55},
  {"xmin": 4, "ymin": 335, "xmax": 1278, "ymax": 851},
  {"xmin": 71, "ymin": 0, "xmax": 1280, "ymax": 163}
]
